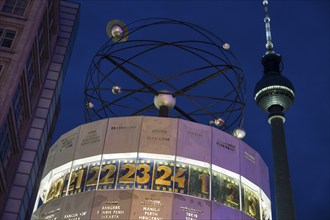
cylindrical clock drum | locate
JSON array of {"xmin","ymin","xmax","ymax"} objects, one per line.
[{"xmin": 32, "ymin": 116, "xmax": 271, "ymax": 220}]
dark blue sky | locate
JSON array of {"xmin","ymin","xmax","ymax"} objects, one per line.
[{"xmin": 53, "ymin": 1, "xmax": 329, "ymax": 219}]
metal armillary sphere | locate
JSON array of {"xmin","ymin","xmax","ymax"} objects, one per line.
[{"xmin": 84, "ymin": 18, "xmax": 246, "ymax": 134}]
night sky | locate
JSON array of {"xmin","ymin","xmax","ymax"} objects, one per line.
[{"xmin": 53, "ymin": 1, "xmax": 329, "ymax": 219}]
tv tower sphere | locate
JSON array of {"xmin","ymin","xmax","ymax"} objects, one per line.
[
  {"xmin": 254, "ymin": 53, "xmax": 295, "ymax": 113},
  {"xmin": 84, "ymin": 18, "xmax": 246, "ymax": 133}
]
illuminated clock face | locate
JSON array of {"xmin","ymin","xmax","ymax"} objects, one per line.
[
  {"xmin": 40, "ymin": 154, "xmax": 212, "ymax": 203},
  {"xmin": 36, "ymin": 153, "xmax": 271, "ymax": 219}
]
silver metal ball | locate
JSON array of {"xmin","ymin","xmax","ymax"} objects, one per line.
[
  {"xmin": 233, "ymin": 128, "xmax": 246, "ymax": 139},
  {"xmin": 223, "ymin": 43, "xmax": 230, "ymax": 50},
  {"xmin": 154, "ymin": 91, "xmax": 176, "ymax": 109},
  {"xmin": 111, "ymin": 25, "xmax": 123, "ymax": 38},
  {"xmin": 86, "ymin": 102, "xmax": 94, "ymax": 109},
  {"xmin": 214, "ymin": 118, "xmax": 225, "ymax": 127},
  {"xmin": 112, "ymin": 85, "xmax": 122, "ymax": 95}
]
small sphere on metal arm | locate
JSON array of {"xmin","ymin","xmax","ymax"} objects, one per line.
[
  {"xmin": 213, "ymin": 118, "xmax": 225, "ymax": 127},
  {"xmin": 223, "ymin": 43, "xmax": 230, "ymax": 50},
  {"xmin": 86, "ymin": 102, "xmax": 94, "ymax": 109},
  {"xmin": 233, "ymin": 128, "xmax": 246, "ymax": 139},
  {"xmin": 112, "ymin": 85, "xmax": 122, "ymax": 95},
  {"xmin": 111, "ymin": 25, "xmax": 124, "ymax": 38},
  {"xmin": 154, "ymin": 91, "xmax": 176, "ymax": 109}
]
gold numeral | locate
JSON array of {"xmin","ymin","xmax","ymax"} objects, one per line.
[
  {"xmin": 226, "ymin": 183, "xmax": 238, "ymax": 204},
  {"xmin": 199, "ymin": 173, "xmax": 209, "ymax": 194},
  {"xmin": 46, "ymin": 177, "xmax": 64, "ymax": 202},
  {"xmin": 136, "ymin": 164, "xmax": 151, "ymax": 184},
  {"xmin": 99, "ymin": 164, "xmax": 116, "ymax": 183},
  {"xmin": 68, "ymin": 169, "xmax": 84, "ymax": 192},
  {"xmin": 86, "ymin": 166, "xmax": 100, "ymax": 186},
  {"xmin": 155, "ymin": 165, "xmax": 172, "ymax": 186},
  {"xmin": 120, "ymin": 163, "xmax": 135, "ymax": 182},
  {"xmin": 172, "ymin": 167, "xmax": 185, "ymax": 188},
  {"xmin": 248, "ymin": 195, "xmax": 257, "ymax": 217}
]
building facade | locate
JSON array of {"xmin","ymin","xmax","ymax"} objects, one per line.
[{"xmin": 0, "ymin": 0, "xmax": 79, "ymax": 219}]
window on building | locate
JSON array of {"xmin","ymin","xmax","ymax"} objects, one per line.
[
  {"xmin": 1, "ymin": 0, "xmax": 29, "ymax": 16},
  {"xmin": 0, "ymin": 64, "xmax": 3, "ymax": 79},
  {"xmin": 0, "ymin": 122, "xmax": 12, "ymax": 170},
  {"xmin": 48, "ymin": 0, "xmax": 54, "ymax": 32},
  {"xmin": 0, "ymin": 28, "xmax": 16, "ymax": 48},
  {"xmin": 26, "ymin": 51, "xmax": 35, "ymax": 96},
  {"xmin": 38, "ymin": 23, "xmax": 45, "ymax": 59},
  {"xmin": 13, "ymin": 85, "xmax": 23, "ymax": 130}
]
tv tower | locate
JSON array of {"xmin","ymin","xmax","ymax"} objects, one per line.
[{"xmin": 254, "ymin": 0, "xmax": 296, "ymax": 219}]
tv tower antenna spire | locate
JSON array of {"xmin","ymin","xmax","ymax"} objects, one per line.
[
  {"xmin": 254, "ymin": 0, "xmax": 296, "ymax": 219},
  {"xmin": 263, "ymin": 0, "xmax": 274, "ymax": 53}
]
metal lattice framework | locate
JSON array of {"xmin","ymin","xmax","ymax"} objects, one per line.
[{"xmin": 84, "ymin": 18, "xmax": 246, "ymax": 132}]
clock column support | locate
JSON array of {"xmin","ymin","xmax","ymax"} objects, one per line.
[{"xmin": 159, "ymin": 105, "xmax": 169, "ymax": 117}]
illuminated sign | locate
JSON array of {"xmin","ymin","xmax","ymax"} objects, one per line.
[{"xmin": 35, "ymin": 153, "xmax": 270, "ymax": 220}]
